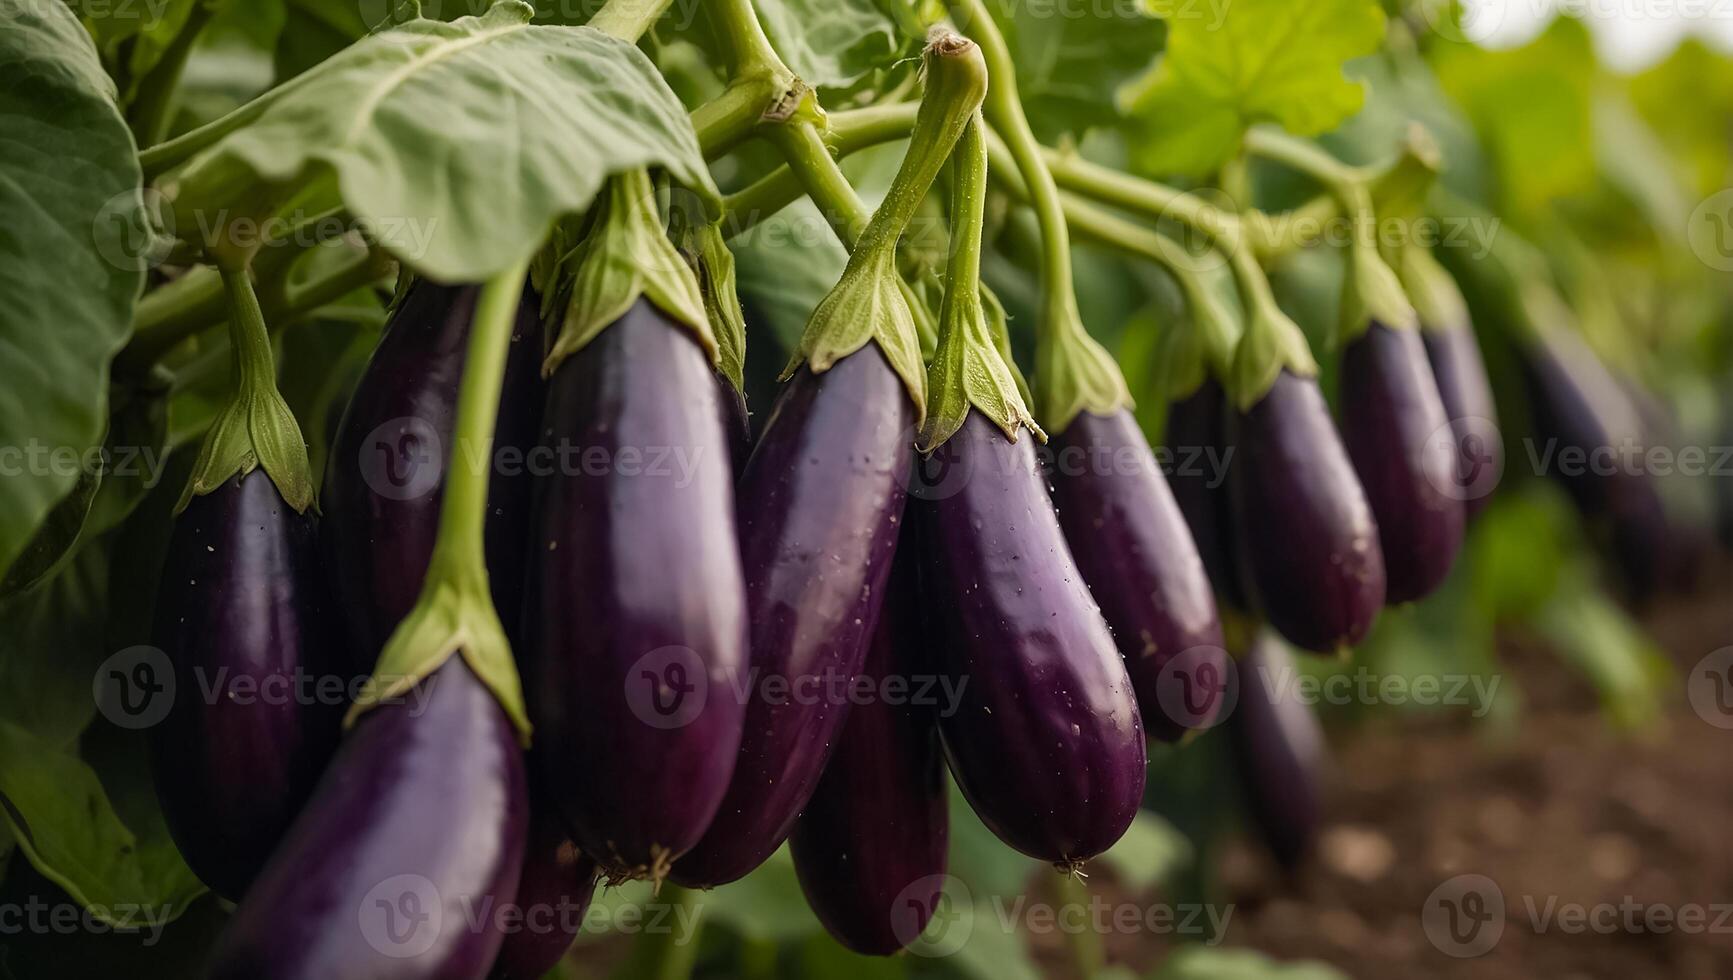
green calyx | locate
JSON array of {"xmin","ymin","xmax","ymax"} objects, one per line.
[
  {"xmin": 545, "ymin": 167, "xmax": 713, "ymax": 377},
  {"xmin": 1399, "ymin": 243, "xmax": 1471, "ymax": 334},
  {"xmin": 673, "ymin": 201, "xmax": 748, "ymax": 393},
  {"xmin": 346, "ymin": 263, "xmax": 534, "ymax": 743},
  {"xmin": 919, "ymin": 116, "xmax": 1042, "ymax": 451},
  {"xmin": 1166, "ymin": 254, "xmax": 1246, "ymax": 401},
  {"xmin": 1226, "ymin": 292, "xmax": 1318, "ymax": 412},
  {"xmin": 178, "ymin": 266, "xmax": 315, "ymax": 514},
  {"xmin": 1035, "ymin": 316, "xmax": 1135, "ymax": 434},
  {"xmin": 784, "ymin": 30, "xmax": 988, "ymax": 419},
  {"xmin": 1341, "ymin": 184, "xmax": 1420, "ymax": 341}
]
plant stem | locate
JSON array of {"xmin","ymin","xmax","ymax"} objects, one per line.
[
  {"xmin": 422, "ymin": 260, "xmax": 530, "ymax": 595},
  {"xmin": 128, "ymin": 1, "xmax": 214, "ymax": 149},
  {"xmin": 945, "ymin": 116, "xmax": 990, "ymax": 303},
  {"xmin": 691, "ymin": 75, "xmax": 782, "ymax": 159},
  {"xmin": 137, "ymin": 65, "xmax": 316, "ymax": 179},
  {"xmin": 1058, "ymin": 873, "xmax": 1105, "ymax": 979},
  {"xmin": 588, "ymin": 0, "xmax": 676, "ymax": 41},
  {"xmin": 762, "ymin": 124, "xmax": 871, "ymax": 248},
  {"xmin": 610, "ymin": 885, "xmax": 705, "ymax": 980},
  {"xmin": 216, "ymin": 264, "xmax": 278, "ymax": 399}
]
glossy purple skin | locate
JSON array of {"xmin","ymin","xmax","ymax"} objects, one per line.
[
  {"xmin": 1050, "ymin": 410, "xmax": 1226, "ymax": 741},
  {"xmin": 1230, "ymin": 634, "xmax": 1325, "ymax": 870},
  {"xmin": 207, "ymin": 659, "xmax": 528, "ymax": 980},
  {"xmin": 1340, "ymin": 324, "xmax": 1466, "ymax": 605},
  {"xmin": 1165, "ymin": 380, "xmax": 1245, "ymax": 609},
  {"xmin": 1519, "ymin": 332, "xmax": 1679, "ymax": 598},
  {"xmin": 790, "ymin": 546, "xmax": 946, "ymax": 956},
  {"xmin": 1229, "ymin": 371, "xmax": 1386, "ymax": 653},
  {"xmin": 1421, "ymin": 322, "xmax": 1501, "ymax": 519},
  {"xmin": 149, "ymin": 470, "xmax": 344, "ymax": 901},
  {"xmin": 323, "ymin": 279, "xmax": 544, "ymax": 662},
  {"xmin": 488, "ymin": 804, "xmax": 600, "ymax": 980},
  {"xmin": 716, "ymin": 372, "xmax": 752, "ymax": 478},
  {"xmin": 524, "ymin": 301, "xmax": 748, "ymax": 875},
  {"xmin": 671, "ymin": 346, "xmax": 913, "ymax": 888},
  {"xmin": 917, "ymin": 413, "xmax": 1146, "ymax": 866}
]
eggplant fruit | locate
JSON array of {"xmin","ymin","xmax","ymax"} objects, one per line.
[
  {"xmin": 1050, "ymin": 409, "xmax": 1226, "ymax": 741},
  {"xmin": 671, "ymin": 346, "xmax": 913, "ymax": 888},
  {"xmin": 488, "ymin": 802, "xmax": 600, "ymax": 980},
  {"xmin": 1229, "ymin": 371, "xmax": 1386, "ymax": 653},
  {"xmin": 790, "ymin": 545, "xmax": 946, "ymax": 956},
  {"xmin": 323, "ymin": 279, "xmax": 544, "ymax": 661},
  {"xmin": 149, "ymin": 470, "xmax": 345, "ymax": 900},
  {"xmin": 207, "ymin": 659, "xmax": 528, "ymax": 980},
  {"xmin": 525, "ymin": 300, "xmax": 748, "ymax": 878},
  {"xmin": 1421, "ymin": 322, "xmax": 1502, "ymax": 518},
  {"xmin": 1229, "ymin": 633, "xmax": 1325, "ymax": 870},
  {"xmin": 917, "ymin": 413, "xmax": 1145, "ymax": 867},
  {"xmin": 1339, "ymin": 324, "xmax": 1466, "ymax": 604},
  {"xmin": 1165, "ymin": 380, "xmax": 1245, "ymax": 608}
]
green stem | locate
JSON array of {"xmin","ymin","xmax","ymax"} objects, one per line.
[
  {"xmin": 945, "ymin": 117, "xmax": 990, "ymax": 301},
  {"xmin": 1058, "ymin": 873, "xmax": 1105, "ymax": 979},
  {"xmin": 611, "ymin": 885, "xmax": 705, "ymax": 980},
  {"xmin": 128, "ymin": 1, "xmax": 214, "ymax": 148},
  {"xmin": 762, "ymin": 123, "xmax": 872, "ymax": 247},
  {"xmin": 587, "ymin": 0, "xmax": 676, "ymax": 41},
  {"xmin": 691, "ymin": 76, "xmax": 782, "ymax": 159},
  {"xmin": 217, "ymin": 264, "xmax": 279, "ymax": 400},
  {"xmin": 423, "ymin": 259, "xmax": 530, "ymax": 595}
]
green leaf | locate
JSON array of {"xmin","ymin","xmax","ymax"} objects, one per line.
[
  {"xmin": 1125, "ymin": 0, "xmax": 1385, "ymax": 177},
  {"xmin": 994, "ymin": 2, "xmax": 1165, "ymax": 141},
  {"xmin": 733, "ymin": 203, "xmax": 849, "ymax": 353},
  {"xmin": 275, "ymin": 0, "xmax": 369, "ymax": 81},
  {"xmin": 166, "ymin": 3, "xmax": 719, "ymax": 281},
  {"xmin": 1532, "ymin": 576, "xmax": 1670, "ymax": 731},
  {"xmin": 754, "ymin": 0, "xmax": 902, "ymax": 90},
  {"xmin": 1094, "ymin": 810, "xmax": 1192, "ymax": 893},
  {"xmin": 0, "ymin": 0, "xmax": 144, "ymax": 584},
  {"xmin": 1148, "ymin": 946, "xmax": 1349, "ymax": 980},
  {"xmin": 0, "ymin": 548, "xmax": 111, "ymax": 749},
  {"xmin": 1626, "ymin": 39, "xmax": 1733, "ymax": 200}
]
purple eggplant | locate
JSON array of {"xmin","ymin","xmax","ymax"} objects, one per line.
[
  {"xmin": 1229, "ymin": 633, "xmax": 1326, "ymax": 870},
  {"xmin": 916, "ymin": 413, "xmax": 1145, "ymax": 868},
  {"xmin": 488, "ymin": 802, "xmax": 600, "ymax": 980},
  {"xmin": 207, "ymin": 659, "xmax": 528, "ymax": 979},
  {"xmin": 671, "ymin": 346, "xmax": 913, "ymax": 888},
  {"xmin": 1519, "ymin": 330, "xmax": 1680, "ymax": 598},
  {"xmin": 149, "ymin": 470, "xmax": 344, "ymax": 900},
  {"xmin": 1165, "ymin": 380, "xmax": 1245, "ymax": 609},
  {"xmin": 1050, "ymin": 409, "xmax": 1227, "ymax": 741},
  {"xmin": 1339, "ymin": 324, "xmax": 1465, "ymax": 605},
  {"xmin": 1421, "ymin": 322, "xmax": 1502, "ymax": 518},
  {"xmin": 1229, "ymin": 371, "xmax": 1385, "ymax": 653},
  {"xmin": 524, "ymin": 300, "xmax": 747, "ymax": 879},
  {"xmin": 790, "ymin": 544, "xmax": 946, "ymax": 956},
  {"xmin": 322, "ymin": 279, "xmax": 544, "ymax": 661}
]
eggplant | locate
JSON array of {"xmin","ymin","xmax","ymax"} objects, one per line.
[
  {"xmin": 323, "ymin": 279, "xmax": 544, "ymax": 661},
  {"xmin": 1164, "ymin": 380, "xmax": 1245, "ymax": 608},
  {"xmin": 525, "ymin": 300, "xmax": 748, "ymax": 879},
  {"xmin": 1421, "ymin": 322, "xmax": 1502, "ymax": 518},
  {"xmin": 671, "ymin": 346, "xmax": 914, "ymax": 888},
  {"xmin": 207, "ymin": 659, "xmax": 528, "ymax": 979},
  {"xmin": 790, "ymin": 544, "xmax": 946, "ymax": 956},
  {"xmin": 1339, "ymin": 324, "xmax": 1466, "ymax": 604},
  {"xmin": 1229, "ymin": 633, "xmax": 1326, "ymax": 871},
  {"xmin": 149, "ymin": 470, "xmax": 345, "ymax": 900},
  {"xmin": 716, "ymin": 373, "xmax": 753, "ymax": 479},
  {"xmin": 1228, "ymin": 371, "xmax": 1385, "ymax": 653},
  {"xmin": 1050, "ymin": 409, "xmax": 1227, "ymax": 741},
  {"xmin": 917, "ymin": 412, "xmax": 1145, "ymax": 867},
  {"xmin": 1519, "ymin": 330, "xmax": 1680, "ymax": 598},
  {"xmin": 488, "ymin": 802, "xmax": 600, "ymax": 980}
]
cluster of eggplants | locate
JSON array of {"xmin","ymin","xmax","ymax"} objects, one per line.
[
  {"xmin": 489, "ymin": 799, "xmax": 602, "ymax": 980},
  {"xmin": 672, "ymin": 346, "xmax": 913, "ymax": 887},
  {"xmin": 1421, "ymin": 320, "xmax": 1503, "ymax": 520},
  {"xmin": 789, "ymin": 544, "xmax": 947, "ymax": 956},
  {"xmin": 523, "ymin": 299, "xmax": 748, "ymax": 879},
  {"xmin": 915, "ymin": 413, "xmax": 1146, "ymax": 867},
  {"xmin": 148, "ymin": 470, "xmax": 348, "ymax": 900},
  {"xmin": 1228, "ymin": 633, "xmax": 1326, "ymax": 870},
  {"xmin": 1228, "ymin": 371, "xmax": 1386, "ymax": 653},
  {"xmin": 1164, "ymin": 379, "xmax": 1245, "ymax": 609},
  {"xmin": 1049, "ymin": 410, "xmax": 1227, "ymax": 740},
  {"xmin": 1338, "ymin": 323, "xmax": 1466, "ymax": 605}
]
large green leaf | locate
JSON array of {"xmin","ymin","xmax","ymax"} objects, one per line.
[
  {"xmin": 0, "ymin": 1, "xmax": 144, "ymax": 584},
  {"xmin": 1123, "ymin": 0, "xmax": 1385, "ymax": 177},
  {"xmin": 166, "ymin": 2, "xmax": 719, "ymax": 281},
  {"xmin": 754, "ymin": 0, "xmax": 902, "ymax": 90},
  {"xmin": 995, "ymin": 1, "xmax": 1165, "ymax": 142}
]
